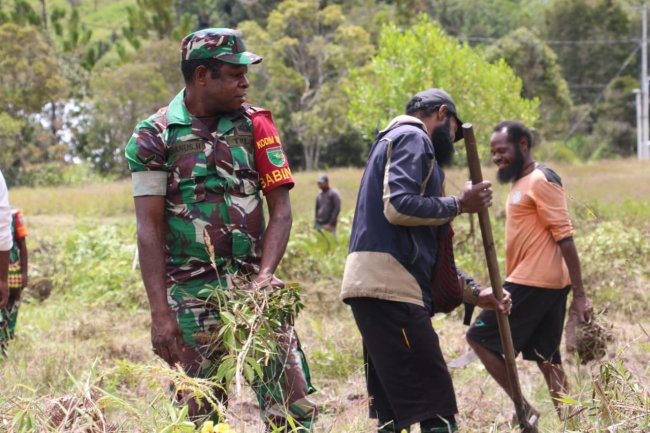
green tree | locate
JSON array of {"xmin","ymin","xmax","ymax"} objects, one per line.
[
  {"xmin": 486, "ymin": 27, "xmax": 572, "ymax": 139},
  {"xmin": 0, "ymin": 0, "xmax": 41, "ymax": 26},
  {"xmin": 49, "ymin": 6, "xmax": 113, "ymax": 72},
  {"xmin": 545, "ymin": 0, "xmax": 634, "ymax": 105},
  {"xmin": 45, "ymin": 5, "xmax": 110, "ymax": 153},
  {"xmin": 347, "ymin": 16, "xmax": 539, "ymax": 160},
  {"xmin": 0, "ymin": 23, "xmax": 68, "ymax": 181},
  {"xmin": 430, "ymin": 0, "xmax": 548, "ymax": 39},
  {"xmin": 590, "ymin": 75, "xmax": 638, "ymax": 157},
  {"xmin": 122, "ymin": 0, "xmax": 194, "ymax": 50},
  {"xmin": 174, "ymin": 0, "xmax": 282, "ymax": 28},
  {"xmin": 239, "ymin": 0, "xmax": 374, "ymax": 170},
  {"xmin": 77, "ymin": 39, "xmax": 178, "ymax": 174}
]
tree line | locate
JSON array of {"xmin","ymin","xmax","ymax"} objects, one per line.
[{"xmin": 0, "ymin": 0, "xmax": 642, "ymax": 186}]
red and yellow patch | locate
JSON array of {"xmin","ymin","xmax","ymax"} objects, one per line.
[{"xmin": 251, "ymin": 110, "xmax": 294, "ymax": 194}]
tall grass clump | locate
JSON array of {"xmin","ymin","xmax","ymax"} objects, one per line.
[
  {"xmin": 54, "ymin": 223, "xmax": 145, "ymax": 308},
  {"xmin": 559, "ymin": 341, "xmax": 650, "ymax": 433},
  {"xmin": 280, "ymin": 214, "xmax": 351, "ymax": 287},
  {"xmin": 577, "ymin": 220, "xmax": 650, "ymax": 312},
  {"xmin": 1, "ymin": 361, "xmax": 231, "ymax": 432}
]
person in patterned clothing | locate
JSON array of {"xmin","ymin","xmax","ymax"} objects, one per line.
[
  {"xmin": 0, "ymin": 170, "xmax": 11, "ymax": 358},
  {"xmin": 125, "ymin": 28, "xmax": 316, "ymax": 428},
  {"xmin": 0, "ymin": 208, "xmax": 28, "ymax": 357}
]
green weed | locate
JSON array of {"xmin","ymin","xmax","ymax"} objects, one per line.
[
  {"xmin": 53, "ymin": 223, "xmax": 145, "ymax": 309},
  {"xmin": 558, "ymin": 341, "xmax": 650, "ymax": 432},
  {"xmin": 578, "ymin": 220, "xmax": 650, "ymax": 312}
]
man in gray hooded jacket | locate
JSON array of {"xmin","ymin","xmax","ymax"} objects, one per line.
[{"xmin": 341, "ymin": 89, "xmax": 510, "ymax": 433}]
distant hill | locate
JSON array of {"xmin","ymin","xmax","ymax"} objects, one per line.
[{"xmin": 29, "ymin": 0, "xmax": 136, "ymax": 42}]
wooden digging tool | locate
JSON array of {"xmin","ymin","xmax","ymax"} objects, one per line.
[{"xmin": 462, "ymin": 123, "xmax": 539, "ymax": 433}]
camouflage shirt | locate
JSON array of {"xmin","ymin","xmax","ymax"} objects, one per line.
[{"xmin": 125, "ymin": 90, "xmax": 294, "ymax": 293}]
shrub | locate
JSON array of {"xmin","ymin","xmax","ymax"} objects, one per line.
[
  {"xmin": 577, "ymin": 221, "xmax": 650, "ymax": 312},
  {"xmin": 53, "ymin": 224, "xmax": 145, "ymax": 309},
  {"xmin": 279, "ymin": 214, "xmax": 351, "ymax": 286}
]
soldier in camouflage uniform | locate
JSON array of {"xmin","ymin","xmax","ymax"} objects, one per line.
[{"xmin": 125, "ymin": 28, "xmax": 316, "ymax": 428}]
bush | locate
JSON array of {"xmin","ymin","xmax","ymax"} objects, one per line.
[
  {"xmin": 279, "ymin": 214, "xmax": 352, "ymax": 286},
  {"xmin": 11, "ymin": 162, "xmax": 115, "ymax": 188},
  {"xmin": 53, "ymin": 224, "xmax": 145, "ymax": 309},
  {"xmin": 536, "ymin": 138, "xmax": 581, "ymax": 163},
  {"xmin": 577, "ymin": 220, "xmax": 650, "ymax": 312},
  {"xmin": 560, "ymin": 347, "xmax": 650, "ymax": 432}
]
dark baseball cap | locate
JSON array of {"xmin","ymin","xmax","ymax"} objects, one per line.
[
  {"xmin": 317, "ymin": 174, "xmax": 328, "ymax": 183},
  {"xmin": 180, "ymin": 28, "xmax": 262, "ymax": 65},
  {"xmin": 408, "ymin": 88, "xmax": 464, "ymax": 142}
]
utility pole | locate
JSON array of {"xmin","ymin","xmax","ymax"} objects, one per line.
[
  {"xmin": 642, "ymin": 4, "xmax": 649, "ymax": 159},
  {"xmin": 635, "ymin": 89, "xmax": 642, "ymax": 159},
  {"xmin": 634, "ymin": 2, "xmax": 650, "ymax": 160}
]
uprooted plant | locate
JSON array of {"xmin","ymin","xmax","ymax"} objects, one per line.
[
  {"xmin": 199, "ymin": 276, "xmax": 305, "ymax": 395},
  {"xmin": 197, "ymin": 231, "xmax": 310, "ymax": 432}
]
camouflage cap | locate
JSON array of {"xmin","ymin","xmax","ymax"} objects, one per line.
[{"xmin": 180, "ymin": 28, "xmax": 262, "ymax": 65}]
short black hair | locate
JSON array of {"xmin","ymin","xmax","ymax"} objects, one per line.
[
  {"xmin": 181, "ymin": 58, "xmax": 224, "ymax": 83},
  {"xmin": 493, "ymin": 120, "xmax": 533, "ymax": 149}
]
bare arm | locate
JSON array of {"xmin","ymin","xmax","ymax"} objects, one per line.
[
  {"xmin": 559, "ymin": 237, "xmax": 592, "ymax": 322},
  {"xmin": 254, "ymin": 186, "xmax": 292, "ymax": 286},
  {"xmin": 134, "ymin": 195, "xmax": 184, "ymax": 365},
  {"xmin": 0, "ymin": 250, "xmax": 8, "ymax": 309},
  {"xmin": 18, "ymin": 238, "xmax": 27, "ymax": 288},
  {"xmin": 0, "ymin": 170, "xmax": 10, "ymax": 308}
]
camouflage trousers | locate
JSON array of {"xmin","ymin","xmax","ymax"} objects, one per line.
[
  {"xmin": 0, "ymin": 288, "xmax": 22, "ymax": 357},
  {"xmin": 167, "ymin": 281, "xmax": 317, "ymax": 429}
]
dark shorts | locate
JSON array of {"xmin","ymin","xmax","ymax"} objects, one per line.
[
  {"xmin": 466, "ymin": 282, "xmax": 570, "ymax": 364},
  {"xmin": 348, "ymin": 297, "xmax": 457, "ymax": 429}
]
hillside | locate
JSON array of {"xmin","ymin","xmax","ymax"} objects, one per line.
[{"xmin": 29, "ymin": 0, "xmax": 135, "ymax": 41}]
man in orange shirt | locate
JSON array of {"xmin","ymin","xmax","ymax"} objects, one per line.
[{"xmin": 466, "ymin": 121, "xmax": 592, "ymax": 421}]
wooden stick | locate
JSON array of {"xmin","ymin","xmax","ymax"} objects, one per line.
[{"xmin": 462, "ymin": 123, "xmax": 538, "ymax": 432}]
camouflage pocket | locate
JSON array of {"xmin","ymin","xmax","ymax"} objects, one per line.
[
  {"xmin": 177, "ymin": 176, "xmax": 206, "ymax": 203},
  {"xmin": 234, "ymin": 176, "xmax": 259, "ymax": 196},
  {"xmin": 230, "ymin": 146, "xmax": 259, "ymax": 196},
  {"xmin": 168, "ymin": 145, "xmax": 209, "ymax": 204}
]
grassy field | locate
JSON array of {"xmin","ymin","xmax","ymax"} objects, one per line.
[{"xmin": 1, "ymin": 159, "xmax": 649, "ymax": 432}]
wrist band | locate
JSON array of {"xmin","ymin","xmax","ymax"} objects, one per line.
[{"xmin": 452, "ymin": 196, "xmax": 462, "ymax": 215}]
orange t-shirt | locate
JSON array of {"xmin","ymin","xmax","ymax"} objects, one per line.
[{"xmin": 505, "ymin": 165, "xmax": 573, "ymax": 289}]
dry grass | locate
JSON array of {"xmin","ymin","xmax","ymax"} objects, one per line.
[
  {"xmin": 1, "ymin": 159, "xmax": 649, "ymax": 432},
  {"xmin": 10, "ymin": 180, "xmax": 133, "ymax": 217}
]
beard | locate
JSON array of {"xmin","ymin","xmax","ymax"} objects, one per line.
[
  {"xmin": 497, "ymin": 145, "xmax": 525, "ymax": 184},
  {"xmin": 431, "ymin": 117, "xmax": 455, "ymax": 167}
]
